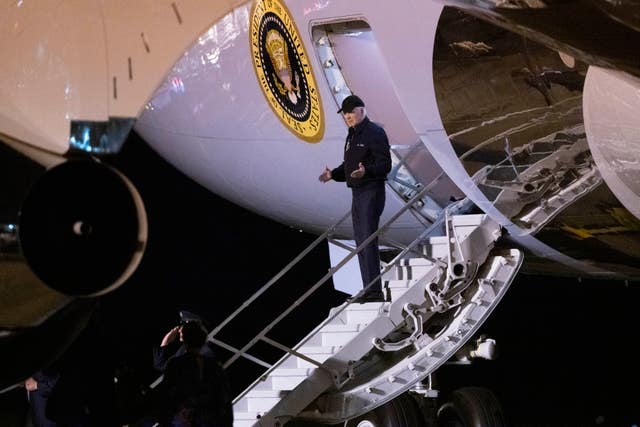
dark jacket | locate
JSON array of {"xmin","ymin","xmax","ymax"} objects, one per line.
[
  {"xmin": 158, "ymin": 352, "xmax": 233, "ymax": 427},
  {"xmin": 331, "ymin": 117, "xmax": 391, "ymax": 188},
  {"xmin": 29, "ymin": 370, "xmax": 59, "ymax": 427},
  {"xmin": 153, "ymin": 341, "xmax": 182, "ymax": 372},
  {"xmin": 153, "ymin": 341, "xmax": 217, "ymax": 373}
]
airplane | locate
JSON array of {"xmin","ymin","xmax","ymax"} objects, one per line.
[{"xmin": 1, "ymin": 0, "xmax": 640, "ymax": 425}]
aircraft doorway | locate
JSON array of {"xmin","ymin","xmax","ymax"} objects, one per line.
[{"xmin": 311, "ymin": 21, "xmax": 464, "ymax": 223}]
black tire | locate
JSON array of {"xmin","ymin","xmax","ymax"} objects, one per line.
[
  {"xmin": 437, "ymin": 387, "xmax": 506, "ymax": 427},
  {"xmin": 345, "ymin": 393, "xmax": 425, "ymax": 427}
]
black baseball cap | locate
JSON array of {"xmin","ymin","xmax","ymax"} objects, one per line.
[{"xmin": 337, "ymin": 95, "xmax": 365, "ymax": 114}]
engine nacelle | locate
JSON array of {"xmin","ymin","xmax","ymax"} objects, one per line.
[{"xmin": 18, "ymin": 160, "xmax": 147, "ymax": 297}]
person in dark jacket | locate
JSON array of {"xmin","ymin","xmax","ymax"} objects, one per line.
[
  {"xmin": 24, "ymin": 369, "xmax": 59, "ymax": 427},
  {"xmin": 319, "ymin": 95, "xmax": 391, "ymax": 303},
  {"xmin": 153, "ymin": 311, "xmax": 215, "ymax": 373},
  {"xmin": 157, "ymin": 322, "xmax": 232, "ymax": 427}
]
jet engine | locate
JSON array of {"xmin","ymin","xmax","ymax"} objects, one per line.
[{"xmin": 18, "ymin": 159, "xmax": 148, "ymax": 297}]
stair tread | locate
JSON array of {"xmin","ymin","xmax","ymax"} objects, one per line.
[
  {"xmin": 344, "ymin": 303, "xmax": 386, "ymax": 311},
  {"xmin": 398, "ymin": 258, "xmax": 436, "ymax": 266},
  {"xmin": 296, "ymin": 345, "xmax": 338, "ymax": 354},
  {"xmin": 244, "ymin": 390, "xmax": 285, "ymax": 398},
  {"xmin": 270, "ymin": 367, "xmax": 314, "ymax": 376},
  {"xmin": 320, "ymin": 323, "xmax": 362, "ymax": 332},
  {"xmin": 386, "ymin": 278, "xmax": 419, "ymax": 287},
  {"xmin": 233, "ymin": 412, "xmax": 262, "ymax": 420}
]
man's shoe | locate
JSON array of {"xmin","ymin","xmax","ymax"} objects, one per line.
[{"xmin": 347, "ymin": 291, "xmax": 386, "ymax": 304}]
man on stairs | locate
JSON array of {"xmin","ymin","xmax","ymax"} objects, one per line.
[{"xmin": 319, "ymin": 95, "xmax": 392, "ymax": 303}]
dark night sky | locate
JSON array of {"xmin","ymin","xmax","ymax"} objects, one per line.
[{"xmin": 2, "ymin": 133, "xmax": 640, "ymax": 426}]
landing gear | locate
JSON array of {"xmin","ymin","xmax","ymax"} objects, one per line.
[
  {"xmin": 295, "ymin": 386, "xmax": 505, "ymax": 427},
  {"xmin": 345, "ymin": 393, "xmax": 425, "ymax": 427},
  {"xmin": 436, "ymin": 387, "xmax": 506, "ymax": 427}
]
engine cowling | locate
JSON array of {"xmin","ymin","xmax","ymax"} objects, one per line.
[{"xmin": 18, "ymin": 160, "xmax": 147, "ymax": 297}]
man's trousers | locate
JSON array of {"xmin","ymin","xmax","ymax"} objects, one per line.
[{"xmin": 351, "ymin": 181, "xmax": 385, "ymax": 295}]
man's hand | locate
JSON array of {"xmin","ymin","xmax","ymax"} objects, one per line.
[
  {"xmin": 24, "ymin": 377, "xmax": 37, "ymax": 392},
  {"xmin": 160, "ymin": 326, "xmax": 181, "ymax": 347},
  {"xmin": 350, "ymin": 162, "xmax": 365, "ymax": 179},
  {"xmin": 318, "ymin": 166, "xmax": 332, "ymax": 183}
]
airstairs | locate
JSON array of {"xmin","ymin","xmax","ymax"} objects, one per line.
[
  {"xmin": 194, "ymin": 143, "xmax": 525, "ymax": 427},
  {"xmin": 221, "ymin": 209, "xmax": 522, "ymax": 426}
]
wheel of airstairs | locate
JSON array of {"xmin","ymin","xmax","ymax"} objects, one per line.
[
  {"xmin": 343, "ymin": 393, "xmax": 425, "ymax": 427},
  {"xmin": 437, "ymin": 386, "xmax": 506, "ymax": 426},
  {"xmin": 231, "ymin": 214, "xmax": 523, "ymax": 427}
]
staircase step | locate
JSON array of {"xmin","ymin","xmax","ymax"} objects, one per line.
[
  {"xmin": 386, "ymin": 278, "xmax": 419, "ymax": 289},
  {"xmin": 426, "ymin": 235, "xmax": 449, "ymax": 246},
  {"xmin": 423, "ymin": 237, "xmax": 449, "ymax": 259},
  {"xmin": 343, "ymin": 306, "xmax": 383, "ymax": 325},
  {"xmin": 272, "ymin": 375, "xmax": 307, "ymax": 391},
  {"xmin": 278, "ymin": 351, "xmax": 327, "ymax": 369},
  {"xmin": 328, "ymin": 304, "xmax": 383, "ymax": 326},
  {"xmin": 320, "ymin": 323, "xmax": 362, "ymax": 333},
  {"xmin": 342, "ymin": 302, "xmax": 386, "ymax": 311},
  {"xmin": 242, "ymin": 389, "xmax": 292, "ymax": 415},
  {"xmin": 246, "ymin": 395, "xmax": 282, "ymax": 412},
  {"xmin": 390, "ymin": 287, "xmax": 411, "ymax": 302},
  {"xmin": 295, "ymin": 346, "xmax": 335, "ymax": 368},
  {"xmin": 393, "ymin": 258, "xmax": 435, "ymax": 280},
  {"xmin": 245, "ymin": 390, "xmax": 285, "ymax": 398},
  {"xmin": 398, "ymin": 257, "xmax": 435, "ymax": 266},
  {"xmin": 242, "ymin": 376, "xmax": 275, "ymax": 393},
  {"xmin": 235, "ymin": 390, "xmax": 283, "ymax": 414},
  {"xmin": 381, "ymin": 267, "xmax": 397, "ymax": 281},
  {"xmin": 235, "ymin": 411, "xmax": 261, "ymax": 420},
  {"xmin": 321, "ymin": 330, "xmax": 359, "ymax": 347},
  {"xmin": 270, "ymin": 367, "xmax": 315, "ymax": 377},
  {"xmin": 293, "ymin": 346, "xmax": 339, "ymax": 367},
  {"xmin": 319, "ymin": 324, "xmax": 364, "ymax": 347},
  {"xmin": 233, "ymin": 412, "xmax": 261, "ymax": 427},
  {"xmin": 269, "ymin": 368, "xmax": 314, "ymax": 391},
  {"xmin": 297, "ymin": 345, "xmax": 338, "ymax": 355},
  {"xmin": 296, "ymin": 356, "xmax": 329, "ymax": 369}
]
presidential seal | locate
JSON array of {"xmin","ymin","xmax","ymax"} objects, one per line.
[{"xmin": 250, "ymin": 0, "xmax": 324, "ymax": 142}]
